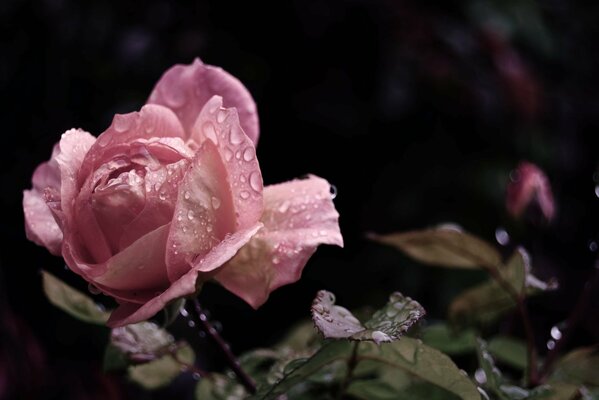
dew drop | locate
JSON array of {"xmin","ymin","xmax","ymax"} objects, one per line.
[
  {"xmin": 228, "ymin": 125, "xmax": 244, "ymax": 145},
  {"xmin": 235, "ymin": 150, "xmax": 241, "ymax": 160},
  {"xmin": 188, "ymin": 320, "xmax": 196, "ymax": 328},
  {"xmin": 180, "ymin": 308, "xmax": 189, "ymax": 317},
  {"xmin": 329, "ymin": 184, "xmax": 337, "ymax": 199},
  {"xmin": 192, "ymin": 372, "xmax": 201, "ymax": 381},
  {"xmin": 273, "ymin": 256, "xmax": 280, "ymax": 264},
  {"xmin": 242, "ymin": 147, "xmax": 255, "ymax": 162},
  {"xmin": 217, "ymin": 109, "xmax": 227, "ymax": 123},
  {"xmin": 164, "ymin": 84, "xmax": 186, "ymax": 108},
  {"xmin": 495, "ymin": 227, "xmax": 510, "ymax": 246},
  {"xmin": 88, "ymin": 283, "xmax": 101, "ymax": 295},
  {"xmin": 474, "ymin": 368, "xmax": 487, "ymax": 384},
  {"xmin": 187, "ymin": 210, "xmax": 195, "ymax": 220},
  {"xmin": 159, "ymin": 192, "xmax": 167, "ymax": 201},
  {"xmin": 202, "ymin": 122, "xmax": 218, "ymax": 144},
  {"xmin": 278, "ymin": 201, "xmax": 290, "ymax": 213},
  {"xmin": 249, "ymin": 171, "xmax": 262, "ymax": 192},
  {"xmin": 184, "ymin": 191, "xmax": 191, "ymax": 200},
  {"xmin": 113, "ymin": 114, "xmax": 132, "ymax": 133},
  {"xmin": 211, "ymin": 196, "xmax": 221, "ymax": 210},
  {"xmin": 239, "ymin": 191, "xmax": 250, "ymax": 200},
  {"xmin": 224, "ymin": 148, "xmax": 234, "ymax": 162},
  {"xmin": 547, "ymin": 339, "xmax": 556, "ymax": 350},
  {"xmin": 206, "ymin": 225, "xmax": 213, "ymax": 233},
  {"xmin": 595, "ymin": 185, "xmax": 599, "ymax": 198},
  {"xmin": 177, "ymin": 214, "xmax": 183, "ymax": 222},
  {"xmin": 550, "ymin": 326, "xmax": 562, "ymax": 340},
  {"xmin": 589, "ymin": 241, "xmax": 598, "ymax": 252}
]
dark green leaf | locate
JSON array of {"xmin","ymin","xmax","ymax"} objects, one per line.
[
  {"xmin": 358, "ymin": 338, "xmax": 481, "ymax": 400},
  {"xmin": 488, "ymin": 336, "xmax": 527, "ymax": 371},
  {"xmin": 41, "ymin": 270, "xmax": 109, "ymax": 324},
  {"xmin": 550, "ymin": 346, "xmax": 599, "ymax": 387},
  {"xmin": 312, "ymin": 290, "xmax": 425, "ymax": 344},
  {"xmin": 195, "ymin": 373, "xmax": 246, "ymax": 400},
  {"xmin": 526, "ymin": 383, "xmax": 581, "ymax": 400},
  {"xmin": 161, "ymin": 298, "xmax": 185, "ymax": 327},
  {"xmin": 128, "ymin": 343, "xmax": 194, "ymax": 389},
  {"xmin": 369, "ymin": 225, "xmax": 501, "ymax": 270},
  {"xmin": 449, "ymin": 250, "xmax": 526, "ymax": 329},
  {"xmin": 103, "ymin": 343, "xmax": 128, "ymax": 372},
  {"xmin": 421, "ymin": 323, "xmax": 477, "ymax": 355}
]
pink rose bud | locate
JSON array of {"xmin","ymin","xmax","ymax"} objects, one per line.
[
  {"xmin": 506, "ymin": 161, "xmax": 555, "ymax": 223},
  {"xmin": 23, "ymin": 59, "xmax": 343, "ymax": 327}
]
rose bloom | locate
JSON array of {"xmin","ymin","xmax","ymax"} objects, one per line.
[{"xmin": 23, "ymin": 59, "xmax": 343, "ymax": 327}]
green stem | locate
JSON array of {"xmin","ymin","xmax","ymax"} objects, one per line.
[{"xmin": 337, "ymin": 341, "xmax": 360, "ymax": 400}]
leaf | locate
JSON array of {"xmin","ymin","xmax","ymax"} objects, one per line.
[
  {"xmin": 448, "ymin": 250, "xmax": 526, "ymax": 328},
  {"xmin": 41, "ymin": 270, "xmax": 109, "ymax": 324},
  {"xmin": 251, "ymin": 340, "xmax": 353, "ymax": 399},
  {"xmin": 357, "ymin": 338, "xmax": 481, "ymax": 400},
  {"xmin": 195, "ymin": 373, "xmax": 246, "ymax": 400},
  {"xmin": 111, "ymin": 321, "xmax": 174, "ymax": 358},
  {"xmin": 103, "ymin": 343, "xmax": 129, "ymax": 372},
  {"xmin": 550, "ymin": 346, "xmax": 599, "ymax": 387},
  {"xmin": 311, "ymin": 290, "xmax": 425, "ymax": 344},
  {"xmin": 369, "ymin": 225, "xmax": 502, "ymax": 270},
  {"xmin": 488, "ymin": 336, "xmax": 528, "ymax": 371},
  {"xmin": 128, "ymin": 343, "xmax": 194, "ymax": 389},
  {"xmin": 526, "ymin": 383, "xmax": 582, "ymax": 400},
  {"xmin": 421, "ymin": 323, "xmax": 477, "ymax": 355}
]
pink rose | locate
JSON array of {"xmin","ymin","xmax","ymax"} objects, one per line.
[
  {"xmin": 23, "ymin": 59, "xmax": 343, "ymax": 327},
  {"xmin": 506, "ymin": 161, "xmax": 555, "ymax": 223}
]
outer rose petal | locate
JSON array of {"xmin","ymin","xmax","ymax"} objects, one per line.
[
  {"xmin": 147, "ymin": 58, "xmax": 260, "ymax": 145},
  {"xmin": 23, "ymin": 129, "xmax": 96, "ymax": 255},
  {"xmin": 23, "ymin": 190, "xmax": 62, "ymax": 255},
  {"xmin": 506, "ymin": 161, "xmax": 555, "ymax": 222},
  {"xmin": 214, "ymin": 175, "xmax": 343, "ymax": 308},
  {"xmin": 166, "ymin": 97, "xmax": 263, "ymax": 282},
  {"xmin": 107, "ymin": 223, "xmax": 263, "ymax": 327}
]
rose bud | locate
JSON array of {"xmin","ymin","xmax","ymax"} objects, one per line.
[
  {"xmin": 506, "ymin": 161, "xmax": 555, "ymax": 223},
  {"xmin": 23, "ymin": 59, "xmax": 343, "ymax": 327}
]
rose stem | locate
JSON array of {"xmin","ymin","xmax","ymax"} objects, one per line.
[
  {"xmin": 538, "ymin": 265, "xmax": 599, "ymax": 381},
  {"xmin": 190, "ymin": 298, "xmax": 257, "ymax": 394}
]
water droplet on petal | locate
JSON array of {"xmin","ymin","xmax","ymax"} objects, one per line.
[
  {"xmin": 88, "ymin": 284, "xmax": 101, "ymax": 295},
  {"xmin": 188, "ymin": 320, "xmax": 196, "ymax": 328},
  {"xmin": 164, "ymin": 84, "xmax": 186, "ymax": 108},
  {"xmin": 187, "ymin": 210, "xmax": 195, "ymax": 220},
  {"xmin": 113, "ymin": 114, "xmax": 132, "ymax": 133},
  {"xmin": 184, "ymin": 191, "xmax": 191, "ymax": 200},
  {"xmin": 211, "ymin": 196, "xmax": 221, "ymax": 209},
  {"xmin": 329, "ymin": 184, "xmax": 337, "ymax": 199},
  {"xmin": 224, "ymin": 148, "xmax": 233, "ymax": 162},
  {"xmin": 272, "ymin": 256, "xmax": 280, "ymax": 264},
  {"xmin": 495, "ymin": 228, "xmax": 510, "ymax": 246},
  {"xmin": 550, "ymin": 326, "xmax": 562, "ymax": 340},
  {"xmin": 203, "ymin": 122, "xmax": 218, "ymax": 144},
  {"xmin": 249, "ymin": 171, "xmax": 262, "ymax": 192},
  {"xmin": 206, "ymin": 225, "xmax": 213, "ymax": 233},
  {"xmin": 235, "ymin": 150, "xmax": 241, "ymax": 160},
  {"xmin": 217, "ymin": 109, "xmax": 227, "ymax": 123},
  {"xmin": 240, "ymin": 191, "xmax": 250, "ymax": 200},
  {"xmin": 242, "ymin": 147, "xmax": 255, "ymax": 162},
  {"xmin": 159, "ymin": 192, "xmax": 167, "ymax": 201},
  {"xmin": 229, "ymin": 124, "xmax": 244, "ymax": 145},
  {"xmin": 278, "ymin": 201, "xmax": 290, "ymax": 213}
]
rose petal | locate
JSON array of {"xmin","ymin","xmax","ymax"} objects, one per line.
[
  {"xmin": 147, "ymin": 58, "xmax": 259, "ymax": 145},
  {"xmin": 23, "ymin": 190, "xmax": 63, "ymax": 255},
  {"xmin": 165, "ymin": 139, "xmax": 252, "ymax": 281},
  {"xmin": 107, "ymin": 223, "xmax": 262, "ymax": 327},
  {"xmin": 93, "ymin": 224, "xmax": 170, "ymax": 296},
  {"xmin": 192, "ymin": 95, "xmax": 264, "ymax": 229},
  {"xmin": 79, "ymin": 104, "xmax": 185, "ymax": 183},
  {"xmin": 214, "ymin": 175, "xmax": 343, "ymax": 308}
]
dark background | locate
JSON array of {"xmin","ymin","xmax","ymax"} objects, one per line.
[{"xmin": 2, "ymin": 0, "xmax": 599, "ymax": 398}]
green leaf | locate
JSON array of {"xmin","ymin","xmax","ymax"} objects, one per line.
[
  {"xmin": 358, "ymin": 338, "xmax": 481, "ymax": 400},
  {"xmin": 128, "ymin": 343, "xmax": 194, "ymax": 389},
  {"xmin": 346, "ymin": 379, "xmax": 405, "ymax": 400},
  {"xmin": 550, "ymin": 346, "xmax": 599, "ymax": 387},
  {"xmin": 488, "ymin": 336, "xmax": 528, "ymax": 371},
  {"xmin": 526, "ymin": 383, "xmax": 581, "ymax": 399},
  {"xmin": 111, "ymin": 321, "xmax": 174, "ymax": 357},
  {"xmin": 251, "ymin": 340, "xmax": 353, "ymax": 399},
  {"xmin": 369, "ymin": 225, "xmax": 501, "ymax": 270},
  {"xmin": 311, "ymin": 290, "xmax": 425, "ymax": 344},
  {"xmin": 41, "ymin": 270, "xmax": 109, "ymax": 324},
  {"xmin": 448, "ymin": 250, "xmax": 526, "ymax": 328},
  {"xmin": 420, "ymin": 323, "xmax": 477, "ymax": 355},
  {"xmin": 161, "ymin": 298, "xmax": 186, "ymax": 327},
  {"xmin": 195, "ymin": 374, "xmax": 246, "ymax": 400},
  {"xmin": 103, "ymin": 343, "xmax": 128, "ymax": 372}
]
